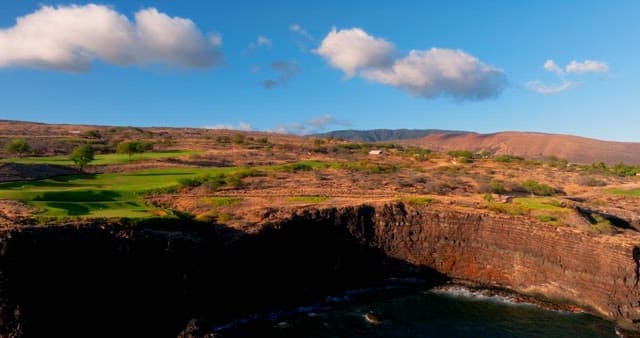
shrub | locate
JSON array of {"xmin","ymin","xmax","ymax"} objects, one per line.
[
  {"xmin": 537, "ymin": 215, "xmax": 557, "ymax": 223},
  {"xmin": 576, "ymin": 176, "xmax": 607, "ymax": 187},
  {"xmin": 69, "ymin": 144, "xmax": 95, "ymax": 169},
  {"xmin": 487, "ymin": 203, "xmax": 526, "ymax": 215},
  {"xmin": 405, "ymin": 196, "xmax": 433, "ymax": 205},
  {"xmin": 203, "ymin": 174, "xmax": 227, "ymax": 191},
  {"xmin": 280, "ymin": 163, "xmax": 314, "ymax": 172},
  {"xmin": 84, "ymin": 130, "xmax": 102, "ymax": 139},
  {"xmin": 589, "ymin": 214, "xmax": 615, "ymax": 234},
  {"xmin": 494, "ymin": 154, "xmax": 524, "ymax": 163},
  {"xmin": 586, "ymin": 162, "xmax": 609, "ymax": 175},
  {"xmin": 232, "ymin": 133, "xmax": 245, "ymax": 144},
  {"xmin": 521, "ymin": 179, "xmax": 556, "ymax": 196},
  {"xmin": 447, "ymin": 150, "xmax": 473, "ymax": 162},
  {"xmin": 447, "ymin": 150, "xmax": 473, "ymax": 158},
  {"xmin": 545, "ymin": 156, "xmax": 568, "ymax": 168},
  {"xmin": 216, "ymin": 135, "xmax": 231, "ymax": 144},
  {"xmin": 488, "ymin": 180, "xmax": 506, "ymax": 194},
  {"xmin": 612, "ymin": 163, "xmax": 639, "ymax": 177},
  {"xmin": 116, "ymin": 141, "xmax": 152, "ymax": 159},
  {"xmin": 4, "ymin": 138, "xmax": 30, "ymax": 157},
  {"xmin": 178, "ymin": 176, "xmax": 206, "ymax": 188}
]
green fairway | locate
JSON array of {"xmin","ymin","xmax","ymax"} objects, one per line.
[
  {"xmin": 0, "ymin": 161, "xmax": 333, "ymax": 219},
  {"xmin": 0, "ymin": 166, "xmax": 238, "ymax": 219},
  {"xmin": 1, "ymin": 150, "xmax": 197, "ymax": 166}
]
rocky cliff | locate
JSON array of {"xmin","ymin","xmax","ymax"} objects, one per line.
[
  {"xmin": 301, "ymin": 203, "xmax": 640, "ymax": 329},
  {"xmin": 1, "ymin": 203, "xmax": 639, "ymax": 337}
]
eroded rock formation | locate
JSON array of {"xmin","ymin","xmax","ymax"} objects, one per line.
[{"xmin": 0, "ymin": 202, "xmax": 639, "ymax": 337}]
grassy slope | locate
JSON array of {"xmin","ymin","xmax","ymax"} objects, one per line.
[
  {"xmin": 0, "ymin": 167, "xmax": 232, "ymax": 218},
  {"xmin": 1, "ymin": 150, "xmax": 196, "ymax": 166},
  {"xmin": 0, "ymin": 160, "xmax": 329, "ymax": 219}
]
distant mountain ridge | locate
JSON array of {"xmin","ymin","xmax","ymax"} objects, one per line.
[
  {"xmin": 315, "ymin": 128, "xmax": 640, "ymax": 164},
  {"xmin": 313, "ymin": 129, "xmax": 468, "ymax": 142},
  {"xmin": 400, "ymin": 131, "xmax": 640, "ymax": 165}
]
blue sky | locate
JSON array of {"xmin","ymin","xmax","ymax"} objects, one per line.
[{"xmin": 0, "ymin": 1, "xmax": 638, "ymax": 141}]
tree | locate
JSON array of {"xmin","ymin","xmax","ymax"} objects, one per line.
[
  {"xmin": 69, "ymin": 144, "xmax": 95, "ymax": 169},
  {"xmin": 116, "ymin": 141, "xmax": 152, "ymax": 160},
  {"xmin": 84, "ymin": 130, "xmax": 102, "ymax": 139},
  {"xmin": 4, "ymin": 139, "xmax": 30, "ymax": 158}
]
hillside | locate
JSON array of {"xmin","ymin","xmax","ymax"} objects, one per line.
[
  {"xmin": 313, "ymin": 129, "xmax": 467, "ymax": 142},
  {"xmin": 401, "ymin": 131, "xmax": 640, "ymax": 165}
]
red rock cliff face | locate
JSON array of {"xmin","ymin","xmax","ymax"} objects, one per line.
[{"xmin": 285, "ymin": 202, "xmax": 640, "ymax": 329}]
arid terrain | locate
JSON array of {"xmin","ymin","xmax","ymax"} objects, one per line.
[
  {"xmin": 1, "ymin": 120, "xmax": 640, "ymax": 337},
  {"xmin": 1, "ymin": 120, "xmax": 639, "ymax": 231}
]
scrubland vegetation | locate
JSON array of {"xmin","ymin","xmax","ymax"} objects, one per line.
[{"xmin": 1, "ymin": 124, "xmax": 639, "ymax": 233}]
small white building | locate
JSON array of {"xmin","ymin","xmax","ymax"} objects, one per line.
[{"xmin": 368, "ymin": 149, "xmax": 383, "ymax": 155}]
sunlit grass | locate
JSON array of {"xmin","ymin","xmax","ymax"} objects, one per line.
[
  {"xmin": 1, "ymin": 150, "xmax": 197, "ymax": 166},
  {"xmin": 608, "ymin": 188, "xmax": 640, "ymax": 197},
  {"xmin": 0, "ymin": 161, "xmax": 336, "ymax": 219},
  {"xmin": 285, "ymin": 196, "xmax": 329, "ymax": 203}
]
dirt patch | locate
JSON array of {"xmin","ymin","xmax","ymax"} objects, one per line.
[{"xmin": 0, "ymin": 200, "xmax": 34, "ymax": 227}]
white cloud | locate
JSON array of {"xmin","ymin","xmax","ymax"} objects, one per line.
[
  {"xmin": 363, "ymin": 48, "xmax": 506, "ymax": 100},
  {"xmin": 246, "ymin": 35, "xmax": 271, "ymax": 53},
  {"xmin": 290, "ymin": 24, "xmax": 313, "ymax": 40},
  {"xmin": 543, "ymin": 59, "xmax": 562, "ymax": 76},
  {"xmin": 526, "ymin": 58, "xmax": 608, "ymax": 95},
  {"xmin": 315, "ymin": 27, "xmax": 505, "ymax": 100},
  {"xmin": 209, "ymin": 33, "xmax": 223, "ymax": 47},
  {"xmin": 0, "ymin": 4, "xmax": 222, "ymax": 71},
  {"xmin": 203, "ymin": 122, "xmax": 253, "ymax": 131},
  {"xmin": 290, "ymin": 23, "xmax": 314, "ymax": 51},
  {"xmin": 525, "ymin": 80, "xmax": 574, "ymax": 95},
  {"xmin": 314, "ymin": 27, "xmax": 395, "ymax": 77},
  {"xmin": 269, "ymin": 114, "xmax": 351, "ymax": 135},
  {"xmin": 257, "ymin": 35, "xmax": 271, "ymax": 47},
  {"xmin": 565, "ymin": 60, "xmax": 608, "ymax": 73}
]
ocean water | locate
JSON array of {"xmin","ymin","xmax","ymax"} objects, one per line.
[{"xmin": 266, "ymin": 286, "xmax": 618, "ymax": 338}]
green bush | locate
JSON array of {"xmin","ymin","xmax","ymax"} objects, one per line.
[
  {"xmin": 521, "ymin": 179, "xmax": 556, "ymax": 196},
  {"xmin": 84, "ymin": 130, "xmax": 102, "ymax": 139},
  {"xmin": 488, "ymin": 180, "xmax": 506, "ymax": 194},
  {"xmin": 116, "ymin": 141, "xmax": 153, "ymax": 159},
  {"xmin": 612, "ymin": 163, "xmax": 639, "ymax": 177},
  {"xmin": 405, "ymin": 196, "xmax": 433, "ymax": 205},
  {"xmin": 4, "ymin": 138, "xmax": 30, "ymax": 157},
  {"xmin": 545, "ymin": 156, "xmax": 568, "ymax": 168},
  {"xmin": 447, "ymin": 150, "xmax": 473, "ymax": 158},
  {"xmin": 178, "ymin": 176, "xmax": 207, "ymax": 187},
  {"xmin": 280, "ymin": 163, "xmax": 314, "ymax": 172},
  {"xmin": 537, "ymin": 215, "xmax": 557, "ymax": 223},
  {"xmin": 69, "ymin": 144, "xmax": 95, "ymax": 169},
  {"xmin": 494, "ymin": 154, "xmax": 524, "ymax": 163}
]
